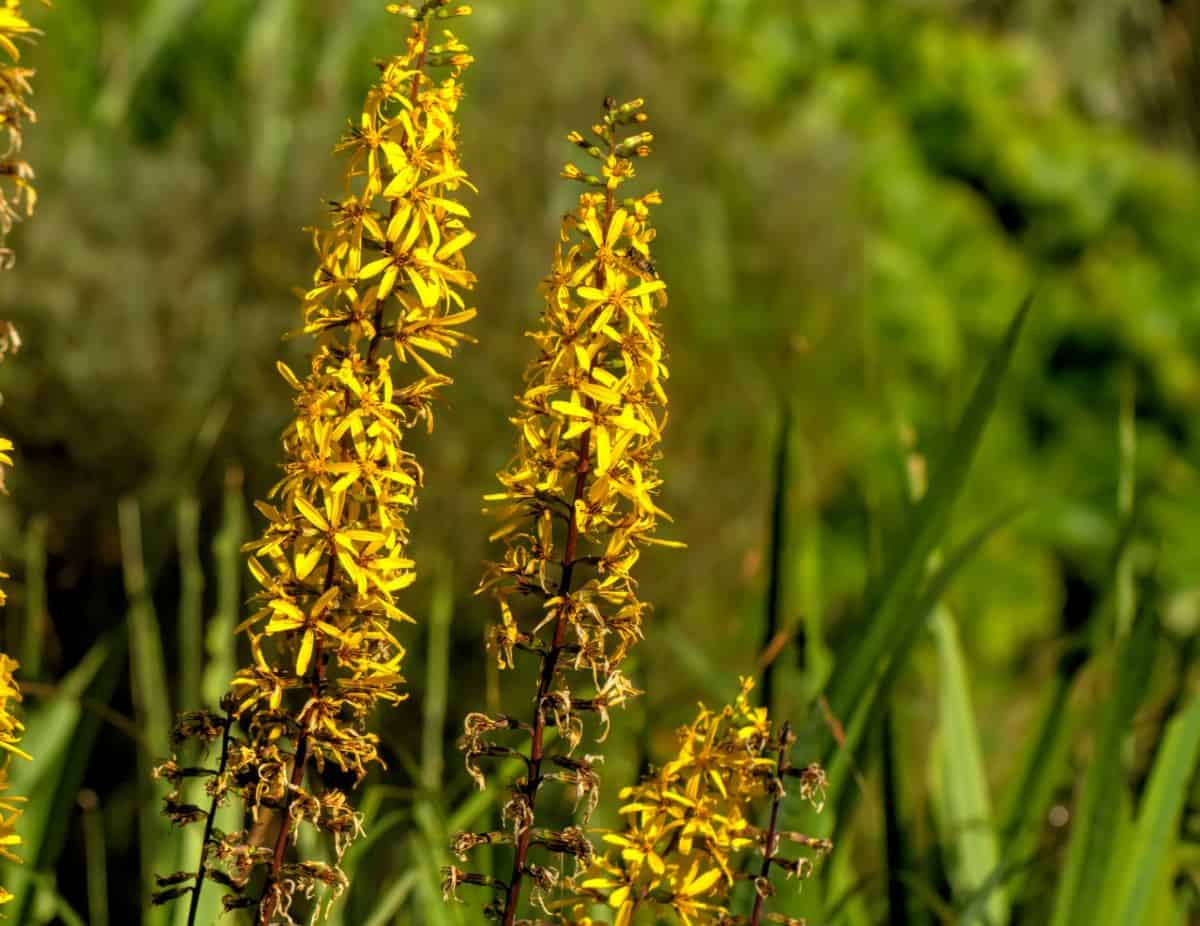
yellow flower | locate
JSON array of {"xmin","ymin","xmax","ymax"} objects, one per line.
[
  {"xmin": 568, "ymin": 679, "xmax": 828, "ymax": 926},
  {"xmin": 449, "ymin": 97, "xmax": 679, "ymax": 924},
  {"xmin": 0, "ymin": 0, "xmax": 45, "ymax": 269},
  {"xmin": 155, "ymin": 4, "xmax": 479, "ymax": 921},
  {"xmin": 0, "ymin": 654, "xmax": 30, "ymax": 907}
]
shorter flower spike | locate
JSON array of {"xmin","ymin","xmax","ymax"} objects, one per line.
[{"xmin": 566, "ymin": 679, "xmax": 831, "ymax": 926}]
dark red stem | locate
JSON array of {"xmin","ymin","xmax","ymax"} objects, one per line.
[{"xmin": 750, "ymin": 721, "xmax": 791, "ymax": 926}]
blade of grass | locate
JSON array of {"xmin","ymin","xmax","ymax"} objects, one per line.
[
  {"xmin": 1107, "ymin": 692, "xmax": 1200, "ymax": 924},
  {"xmin": 823, "ymin": 294, "xmax": 1033, "ymax": 749},
  {"xmin": 1048, "ymin": 602, "xmax": 1158, "ymax": 926},
  {"xmin": 797, "ymin": 432, "xmax": 832, "ymax": 700},
  {"xmin": 360, "ymin": 872, "xmax": 418, "ymax": 926},
  {"xmin": 95, "ymin": 0, "xmax": 206, "ymax": 126},
  {"xmin": 881, "ymin": 706, "xmax": 923, "ymax": 926},
  {"xmin": 203, "ymin": 466, "xmax": 244, "ymax": 708},
  {"xmin": 79, "ymin": 788, "xmax": 109, "ymax": 926},
  {"xmin": 118, "ymin": 496, "xmax": 175, "ymax": 926},
  {"xmin": 824, "ymin": 503, "xmax": 1025, "ymax": 816},
  {"xmin": 999, "ymin": 487, "xmax": 1144, "ymax": 907},
  {"xmin": 422, "ymin": 558, "xmax": 453, "ymax": 794},
  {"xmin": 21, "ymin": 514, "xmax": 47, "ymax": 679},
  {"xmin": 6, "ymin": 635, "xmax": 124, "ymax": 923},
  {"xmin": 177, "ymin": 495, "xmax": 203, "ymax": 716},
  {"xmin": 1115, "ymin": 369, "xmax": 1136, "ymax": 635},
  {"xmin": 930, "ymin": 607, "xmax": 1009, "ymax": 925},
  {"xmin": 779, "ymin": 505, "xmax": 1021, "ymax": 922},
  {"xmin": 761, "ymin": 398, "xmax": 791, "ymax": 714},
  {"xmin": 414, "ymin": 558, "xmax": 459, "ymax": 924}
]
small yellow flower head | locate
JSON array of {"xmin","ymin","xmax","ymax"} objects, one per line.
[
  {"xmin": 155, "ymin": 3, "xmax": 478, "ymax": 920},
  {"xmin": 450, "ymin": 97, "xmax": 678, "ymax": 923},
  {"xmin": 570, "ymin": 680, "xmax": 830, "ymax": 926},
  {"xmin": 0, "ymin": 654, "xmax": 31, "ymax": 907},
  {"xmin": 0, "ymin": 0, "xmax": 45, "ymax": 269}
]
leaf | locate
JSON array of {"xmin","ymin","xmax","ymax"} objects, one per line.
[
  {"xmin": 1049, "ymin": 605, "xmax": 1159, "ymax": 926},
  {"xmin": 118, "ymin": 497, "xmax": 175, "ymax": 926},
  {"xmin": 1107, "ymin": 693, "xmax": 1200, "ymax": 924},
  {"xmin": 6, "ymin": 637, "xmax": 125, "ymax": 924},
  {"xmin": 930, "ymin": 608, "xmax": 1009, "ymax": 925},
  {"xmin": 823, "ymin": 293, "xmax": 1034, "ymax": 750},
  {"xmin": 203, "ymin": 467, "xmax": 246, "ymax": 708}
]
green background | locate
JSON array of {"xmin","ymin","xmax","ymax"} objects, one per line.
[{"xmin": 0, "ymin": 0, "xmax": 1198, "ymax": 923}]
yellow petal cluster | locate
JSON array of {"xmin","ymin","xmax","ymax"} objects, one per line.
[
  {"xmin": 154, "ymin": 4, "xmax": 478, "ymax": 921},
  {"xmin": 0, "ymin": 2, "xmax": 39, "ymax": 906},
  {"xmin": 575, "ymin": 680, "xmax": 773, "ymax": 926},
  {"xmin": 568, "ymin": 679, "xmax": 830, "ymax": 926},
  {"xmin": 480, "ymin": 97, "xmax": 675, "ymax": 686},
  {"xmin": 448, "ymin": 98, "xmax": 678, "ymax": 924},
  {"xmin": 0, "ymin": 0, "xmax": 43, "ymax": 268},
  {"xmin": 0, "ymin": 654, "xmax": 29, "ymax": 907}
]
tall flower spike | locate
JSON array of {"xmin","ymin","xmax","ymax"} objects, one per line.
[
  {"xmin": 0, "ymin": 0, "xmax": 45, "ymax": 271},
  {"xmin": 0, "ymin": 1, "xmax": 43, "ymax": 909},
  {"xmin": 566, "ymin": 680, "xmax": 831, "ymax": 926},
  {"xmin": 0, "ymin": 650, "xmax": 31, "ymax": 909},
  {"xmin": 152, "ymin": 3, "xmax": 479, "ymax": 923},
  {"xmin": 448, "ymin": 96, "xmax": 680, "ymax": 926}
]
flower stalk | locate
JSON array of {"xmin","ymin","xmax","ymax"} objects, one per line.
[
  {"xmin": 154, "ymin": 2, "xmax": 479, "ymax": 921},
  {"xmin": 448, "ymin": 95, "xmax": 679, "ymax": 923},
  {"xmin": 0, "ymin": 1, "xmax": 43, "ymax": 908}
]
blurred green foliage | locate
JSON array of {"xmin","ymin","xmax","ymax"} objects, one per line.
[{"xmin": 0, "ymin": 0, "xmax": 1197, "ymax": 922}]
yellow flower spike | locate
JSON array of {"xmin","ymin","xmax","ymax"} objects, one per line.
[
  {"xmin": 566, "ymin": 682, "xmax": 829, "ymax": 925},
  {"xmin": 0, "ymin": 653, "xmax": 30, "ymax": 908},
  {"xmin": 449, "ymin": 97, "xmax": 680, "ymax": 925},
  {"xmin": 0, "ymin": 10, "xmax": 43, "ymax": 905},
  {"xmin": 0, "ymin": 0, "xmax": 45, "ymax": 269},
  {"xmin": 150, "ymin": 3, "xmax": 478, "ymax": 922}
]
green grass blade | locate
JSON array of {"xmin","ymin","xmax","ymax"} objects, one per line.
[
  {"xmin": 824, "ymin": 504, "xmax": 1024, "ymax": 814},
  {"xmin": 1108, "ymin": 692, "xmax": 1200, "ymax": 924},
  {"xmin": 203, "ymin": 466, "xmax": 245, "ymax": 707},
  {"xmin": 177, "ymin": 495, "xmax": 204, "ymax": 715},
  {"xmin": 360, "ymin": 872, "xmax": 418, "ymax": 926},
  {"xmin": 21, "ymin": 514, "xmax": 47, "ymax": 679},
  {"xmin": 95, "ymin": 0, "xmax": 205, "ymax": 125},
  {"xmin": 118, "ymin": 496, "xmax": 174, "ymax": 926},
  {"xmin": 1049, "ymin": 604, "xmax": 1158, "ymax": 926},
  {"xmin": 79, "ymin": 789, "xmax": 109, "ymax": 926},
  {"xmin": 930, "ymin": 608, "xmax": 1008, "ymax": 925},
  {"xmin": 881, "ymin": 706, "xmax": 924, "ymax": 926},
  {"xmin": 778, "ymin": 505, "xmax": 1021, "ymax": 922},
  {"xmin": 824, "ymin": 293, "xmax": 1033, "ymax": 749},
  {"xmin": 6, "ymin": 636, "xmax": 124, "ymax": 923},
  {"xmin": 761, "ymin": 398, "xmax": 791, "ymax": 714},
  {"xmin": 422, "ymin": 558, "xmax": 453, "ymax": 794}
]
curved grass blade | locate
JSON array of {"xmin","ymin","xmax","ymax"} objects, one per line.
[
  {"xmin": 930, "ymin": 607, "xmax": 1008, "ymax": 925},
  {"xmin": 823, "ymin": 293, "xmax": 1034, "ymax": 750},
  {"xmin": 5, "ymin": 636, "xmax": 125, "ymax": 923},
  {"xmin": 1108, "ymin": 692, "xmax": 1200, "ymax": 924},
  {"xmin": 1048, "ymin": 603, "xmax": 1158, "ymax": 926}
]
